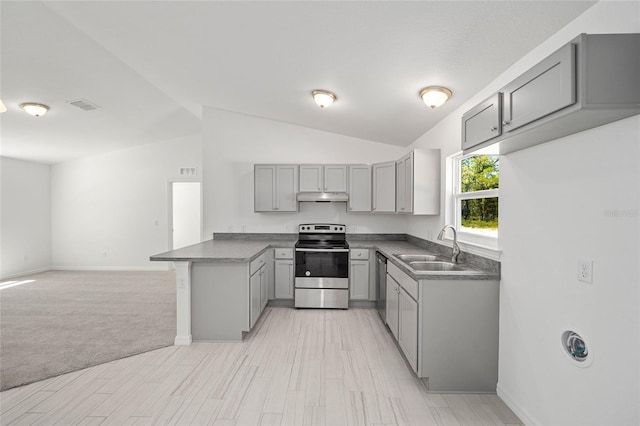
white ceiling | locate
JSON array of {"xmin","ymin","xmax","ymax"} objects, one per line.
[{"xmin": 1, "ymin": 1, "xmax": 597, "ymax": 164}]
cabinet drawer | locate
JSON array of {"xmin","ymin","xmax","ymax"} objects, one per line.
[
  {"xmin": 350, "ymin": 248, "xmax": 369, "ymax": 260},
  {"xmin": 388, "ymin": 261, "xmax": 418, "ymax": 301},
  {"xmin": 274, "ymin": 248, "xmax": 293, "ymax": 259},
  {"xmin": 250, "ymin": 253, "xmax": 267, "ymax": 275}
]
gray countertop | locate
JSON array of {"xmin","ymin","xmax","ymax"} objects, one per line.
[
  {"xmin": 149, "ymin": 239, "xmax": 295, "ymax": 263},
  {"xmin": 150, "ymin": 236, "xmax": 499, "ymax": 281}
]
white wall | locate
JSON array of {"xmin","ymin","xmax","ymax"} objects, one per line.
[
  {"xmin": 407, "ymin": 1, "xmax": 640, "ymax": 424},
  {"xmin": 51, "ymin": 134, "xmax": 202, "ymax": 269},
  {"xmin": 0, "ymin": 157, "xmax": 52, "ymax": 279},
  {"xmin": 202, "ymin": 108, "xmax": 408, "ymax": 236}
]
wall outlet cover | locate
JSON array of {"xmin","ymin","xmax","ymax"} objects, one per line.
[{"xmin": 577, "ymin": 259, "xmax": 593, "ymax": 284}]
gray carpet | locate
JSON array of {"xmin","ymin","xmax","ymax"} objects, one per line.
[{"xmin": 0, "ymin": 270, "xmax": 176, "ymax": 391}]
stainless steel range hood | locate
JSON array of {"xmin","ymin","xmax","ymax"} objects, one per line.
[{"xmin": 296, "ymin": 192, "xmax": 349, "ymax": 202}]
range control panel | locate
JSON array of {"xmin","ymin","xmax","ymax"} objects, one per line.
[{"xmin": 298, "ymin": 224, "xmax": 346, "ymax": 233}]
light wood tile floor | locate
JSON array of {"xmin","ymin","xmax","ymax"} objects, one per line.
[{"xmin": 0, "ymin": 308, "xmax": 522, "ymax": 426}]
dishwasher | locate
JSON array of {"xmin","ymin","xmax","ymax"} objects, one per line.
[{"xmin": 375, "ymin": 251, "xmax": 387, "ymax": 322}]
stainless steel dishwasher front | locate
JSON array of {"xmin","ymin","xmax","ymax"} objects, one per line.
[{"xmin": 375, "ymin": 251, "xmax": 387, "ymax": 322}]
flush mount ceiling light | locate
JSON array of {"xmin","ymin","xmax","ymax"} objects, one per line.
[
  {"xmin": 312, "ymin": 90, "xmax": 337, "ymax": 108},
  {"xmin": 20, "ymin": 102, "xmax": 49, "ymax": 117},
  {"xmin": 419, "ymin": 86, "xmax": 452, "ymax": 109}
]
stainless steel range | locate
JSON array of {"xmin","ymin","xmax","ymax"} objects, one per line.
[{"xmin": 294, "ymin": 223, "xmax": 349, "ymax": 309}]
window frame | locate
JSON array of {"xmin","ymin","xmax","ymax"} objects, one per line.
[{"xmin": 446, "ymin": 151, "xmax": 500, "ymax": 256}]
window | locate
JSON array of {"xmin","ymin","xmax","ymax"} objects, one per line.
[{"xmin": 449, "ymin": 152, "xmax": 499, "ymax": 244}]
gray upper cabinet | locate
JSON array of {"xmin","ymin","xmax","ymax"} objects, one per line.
[
  {"xmin": 324, "ymin": 165, "xmax": 348, "ymax": 192},
  {"xmin": 396, "ymin": 149, "xmax": 440, "ymax": 215},
  {"xmin": 299, "ymin": 165, "xmax": 323, "ymax": 192},
  {"xmin": 462, "ymin": 33, "xmax": 640, "ymax": 155},
  {"xmin": 502, "ymin": 43, "xmax": 576, "ymax": 132},
  {"xmin": 299, "ymin": 164, "xmax": 347, "ymax": 192},
  {"xmin": 461, "ymin": 94, "xmax": 502, "ymax": 151},
  {"xmin": 348, "ymin": 165, "xmax": 372, "ymax": 212},
  {"xmin": 254, "ymin": 164, "xmax": 298, "ymax": 212},
  {"xmin": 372, "ymin": 161, "xmax": 396, "ymax": 213},
  {"xmin": 396, "ymin": 153, "xmax": 412, "ymax": 213}
]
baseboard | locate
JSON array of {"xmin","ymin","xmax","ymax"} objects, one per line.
[
  {"xmin": 496, "ymin": 382, "xmax": 536, "ymax": 425},
  {"xmin": 349, "ymin": 300, "xmax": 376, "ymax": 308},
  {"xmin": 51, "ymin": 266, "xmax": 172, "ymax": 272},
  {"xmin": 174, "ymin": 335, "xmax": 192, "ymax": 346},
  {"xmin": 0, "ymin": 266, "xmax": 52, "ymax": 281},
  {"xmin": 268, "ymin": 299, "xmax": 295, "ymax": 307}
]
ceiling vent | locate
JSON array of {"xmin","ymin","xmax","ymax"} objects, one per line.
[{"xmin": 67, "ymin": 99, "xmax": 101, "ymax": 111}]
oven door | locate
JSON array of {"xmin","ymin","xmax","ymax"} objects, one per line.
[{"xmin": 295, "ymin": 248, "xmax": 349, "ymax": 289}]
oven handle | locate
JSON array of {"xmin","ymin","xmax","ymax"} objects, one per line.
[{"xmin": 295, "ymin": 248, "xmax": 350, "ymax": 253}]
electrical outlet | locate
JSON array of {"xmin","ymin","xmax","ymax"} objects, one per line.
[{"xmin": 577, "ymin": 260, "xmax": 593, "ymax": 284}]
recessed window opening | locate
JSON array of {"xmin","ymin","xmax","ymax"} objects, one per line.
[{"xmin": 449, "ymin": 151, "xmax": 500, "ymax": 244}]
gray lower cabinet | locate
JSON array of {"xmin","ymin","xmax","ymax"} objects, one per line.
[
  {"xmin": 274, "ymin": 260, "xmax": 293, "ymax": 299},
  {"xmin": 350, "ymin": 261, "xmax": 369, "ymax": 300},
  {"xmin": 274, "ymin": 248, "xmax": 294, "ymax": 299},
  {"xmin": 386, "ymin": 270, "xmax": 418, "ymax": 373},
  {"xmin": 191, "ymin": 252, "xmax": 270, "ymax": 342},
  {"xmin": 250, "ymin": 267, "xmax": 262, "ymax": 329},
  {"xmin": 386, "ymin": 261, "xmax": 499, "ymax": 392},
  {"xmin": 350, "ymin": 249, "xmax": 371, "ymax": 300},
  {"xmin": 386, "ymin": 275, "xmax": 400, "ymax": 341},
  {"xmin": 398, "ymin": 285, "xmax": 418, "ymax": 372}
]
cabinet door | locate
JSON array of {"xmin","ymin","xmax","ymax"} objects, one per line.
[
  {"xmin": 396, "ymin": 153, "xmax": 413, "ymax": 213},
  {"xmin": 502, "ymin": 43, "xmax": 576, "ymax": 132},
  {"xmin": 274, "ymin": 260, "xmax": 294, "ymax": 299},
  {"xmin": 386, "ymin": 275, "xmax": 399, "ymax": 340},
  {"xmin": 299, "ymin": 165, "xmax": 323, "ymax": 192},
  {"xmin": 403, "ymin": 154, "xmax": 413, "ymax": 213},
  {"xmin": 260, "ymin": 266, "xmax": 268, "ymax": 310},
  {"xmin": 275, "ymin": 165, "xmax": 298, "ymax": 212},
  {"xmin": 461, "ymin": 93, "xmax": 502, "ymax": 151},
  {"xmin": 372, "ymin": 161, "xmax": 396, "ymax": 213},
  {"xmin": 254, "ymin": 165, "xmax": 276, "ymax": 212},
  {"xmin": 396, "ymin": 158, "xmax": 406, "ymax": 212},
  {"xmin": 250, "ymin": 270, "xmax": 262, "ymax": 328},
  {"xmin": 348, "ymin": 165, "xmax": 371, "ymax": 212},
  {"xmin": 349, "ymin": 260, "xmax": 370, "ymax": 300},
  {"xmin": 398, "ymin": 286, "xmax": 418, "ymax": 373},
  {"xmin": 324, "ymin": 165, "xmax": 348, "ymax": 192}
]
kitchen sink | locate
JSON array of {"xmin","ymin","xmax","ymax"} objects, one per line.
[
  {"xmin": 409, "ymin": 261, "xmax": 467, "ymax": 272},
  {"xmin": 394, "ymin": 254, "xmax": 440, "ymax": 262}
]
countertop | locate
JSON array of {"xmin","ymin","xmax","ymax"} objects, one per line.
[
  {"xmin": 149, "ymin": 239, "xmax": 295, "ymax": 263},
  {"xmin": 150, "ymin": 237, "xmax": 499, "ymax": 281}
]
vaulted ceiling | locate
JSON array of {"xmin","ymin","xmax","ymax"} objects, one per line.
[{"xmin": 1, "ymin": 1, "xmax": 597, "ymax": 164}]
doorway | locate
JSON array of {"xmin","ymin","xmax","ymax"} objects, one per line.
[{"xmin": 170, "ymin": 181, "xmax": 202, "ymax": 250}]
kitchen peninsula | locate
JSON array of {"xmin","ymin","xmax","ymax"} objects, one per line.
[{"xmin": 151, "ymin": 234, "xmax": 499, "ymax": 341}]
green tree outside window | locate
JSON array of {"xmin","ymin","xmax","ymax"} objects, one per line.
[{"xmin": 460, "ymin": 155, "xmax": 499, "ymax": 230}]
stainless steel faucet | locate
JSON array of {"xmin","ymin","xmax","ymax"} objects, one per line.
[{"xmin": 437, "ymin": 225, "xmax": 460, "ymax": 263}]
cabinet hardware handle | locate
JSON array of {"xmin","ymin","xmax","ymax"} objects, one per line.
[
  {"xmin": 490, "ymin": 126, "xmax": 498, "ymax": 132},
  {"xmin": 502, "ymin": 120, "xmax": 511, "ymax": 126}
]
